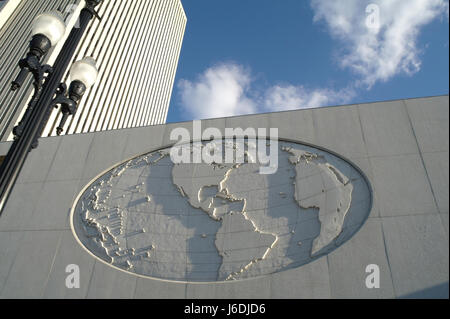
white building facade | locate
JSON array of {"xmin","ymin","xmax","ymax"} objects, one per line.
[{"xmin": 0, "ymin": 0, "xmax": 186, "ymax": 140}]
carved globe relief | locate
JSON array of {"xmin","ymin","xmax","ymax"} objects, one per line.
[{"xmin": 71, "ymin": 139, "xmax": 372, "ymax": 282}]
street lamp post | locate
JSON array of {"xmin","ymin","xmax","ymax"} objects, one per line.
[{"xmin": 0, "ymin": 0, "xmax": 102, "ymax": 215}]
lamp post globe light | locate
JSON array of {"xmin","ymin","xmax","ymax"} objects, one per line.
[
  {"xmin": 0, "ymin": 0, "xmax": 103, "ymax": 215},
  {"xmin": 70, "ymin": 56, "xmax": 99, "ymax": 88},
  {"xmin": 10, "ymin": 11, "xmax": 66, "ymax": 92},
  {"xmin": 55, "ymin": 57, "xmax": 99, "ymax": 136},
  {"xmin": 31, "ymin": 11, "xmax": 67, "ymax": 46}
]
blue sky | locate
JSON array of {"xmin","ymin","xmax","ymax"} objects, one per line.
[{"xmin": 166, "ymin": 0, "xmax": 449, "ymax": 123}]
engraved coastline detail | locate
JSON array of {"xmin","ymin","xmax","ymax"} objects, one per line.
[{"xmin": 72, "ymin": 141, "xmax": 371, "ymax": 282}]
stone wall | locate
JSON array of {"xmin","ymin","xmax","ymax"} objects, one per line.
[{"xmin": 0, "ymin": 95, "xmax": 448, "ymax": 298}]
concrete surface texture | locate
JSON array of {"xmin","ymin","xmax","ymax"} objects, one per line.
[
  {"xmin": 71, "ymin": 140, "xmax": 371, "ymax": 282},
  {"xmin": 0, "ymin": 95, "xmax": 448, "ymax": 299}
]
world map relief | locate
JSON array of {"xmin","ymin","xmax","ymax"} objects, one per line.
[{"xmin": 72, "ymin": 140, "xmax": 371, "ymax": 282}]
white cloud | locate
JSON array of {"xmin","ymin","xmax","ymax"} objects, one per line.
[
  {"xmin": 263, "ymin": 84, "xmax": 355, "ymax": 112},
  {"xmin": 178, "ymin": 63, "xmax": 353, "ymax": 119},
  {"xmin": 311, "ymin": 0, "xmax": 449, "ymax": 87},
  {"xmin": 178, "ymin": 63, "xmax": 256, "ymax": 119},
  {"xmin": 177, "ymin": 0, "xmax": 448, "ymax": 120}
]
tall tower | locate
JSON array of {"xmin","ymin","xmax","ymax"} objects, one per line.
[
  {"xmin": 0, "ymin": 0, "xmax": 80, "ymax": 141},
  {"xmin": 0, "ymin": 0, "xmax": 187, "ymax": 140}
]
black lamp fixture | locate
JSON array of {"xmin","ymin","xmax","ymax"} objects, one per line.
[
  {"xmin": 53, "ymin": 56, "xmax": 99, "ymax": 136},
  {"xmin": 12, "ymin": 12, "xmax": 99, "ymax": 140},
  {"xmin": 11, "ymin": 11, "xmax": 66, "ymax": 92},
  {"xmin": 0, "ymin": 0, "xmax": 102, "ymax": 215}
]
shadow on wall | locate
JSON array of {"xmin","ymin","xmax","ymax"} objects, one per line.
[{"xmin": 399, "ymin": 282, "xmax": 449, "ymax": 299}]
